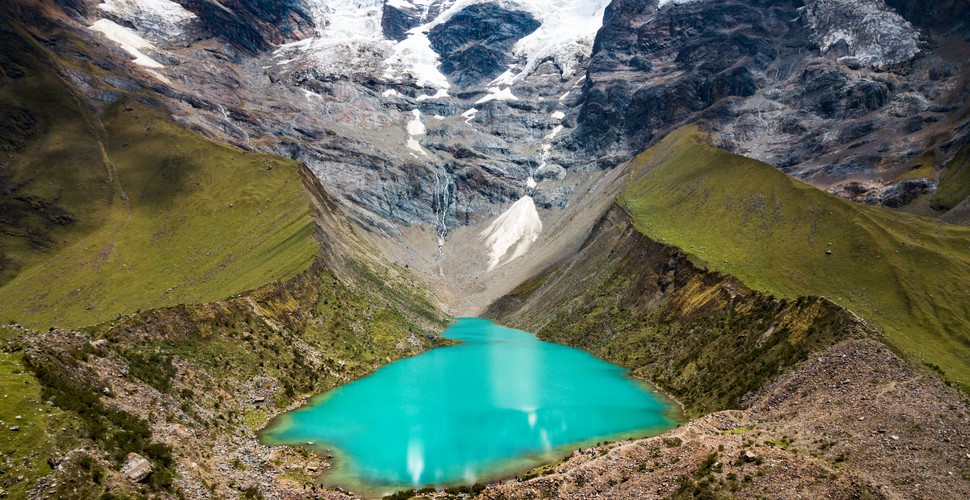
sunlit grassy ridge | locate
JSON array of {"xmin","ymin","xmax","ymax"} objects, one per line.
[
  {"xmin": 0, "ymin": 95, "xmax": 317, "ymax": 329},
  {"xmin": 618, "ymin": 126, "xmax": 970, "ymax": 389}
]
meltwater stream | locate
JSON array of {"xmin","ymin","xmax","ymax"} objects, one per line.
[{"xmin": 262, "ymin": 318, "xmax": 678, "ymax": 492}]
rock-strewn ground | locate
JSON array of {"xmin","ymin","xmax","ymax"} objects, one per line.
[{"xmin": 481, "ymin": 338, "xmax": 970, "ymax": 499}]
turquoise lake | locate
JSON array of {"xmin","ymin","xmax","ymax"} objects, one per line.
[{"xmin": 262, "ymin": 318, "xmax": 678, "ymax": 492}]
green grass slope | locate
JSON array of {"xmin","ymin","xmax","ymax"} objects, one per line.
[
  {"xmin": 932, "ymin": 144, "xmax": 970, "ymax": 213},
  {"xmin": 0, "ymin": 99, "xmax": 317, "ymax": 329},
  {"xmin": 618, "ymin": 126, "xmax": 970, "ymax": 390},
  {"xmin": 0, "ymin": 25, "xmax": 114, "ymax": 284}
]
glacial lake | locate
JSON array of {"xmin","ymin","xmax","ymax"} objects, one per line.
[{"xmin": 262, "ymin": 318, "xmax": 678, "ymax": 493}]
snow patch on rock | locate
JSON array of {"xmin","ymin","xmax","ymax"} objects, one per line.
[
  {"xmin": 800, "ymin": 0, "xmax": 920, "ymax": 67},
  {"xmin": 384, "ymin": 29, "xmax": 451, "ymax": 89},
  {"xmin": 276, "ymin": 0, "xmax": 390, "ymax": 77},
  {"xmin": 416, "ymin": 88, "xmax": 451, "ymax": 101},
  {"xmin": 89, "ymin": 19, "xmax": 164, "ymax": 68},
  {"xmin": 545, "ymin": 124, "xmax": 564, "ymax": 140},
  {"xmin": 508, "ymin": 0, "xmax": 611, "ymax": 80},
  {"xmin": 97, "ymin": 0, "xmax": 196, "ymax": 43},
  {"xmin": 406, "ymin": 109, "xmax": 429, "ymax": 155},
  {"xmin": 658, "ymin": 0, "xmax": 705, "ymax": 7},
  {"xmin": 476, "ymin": 86, "xmax": 518, "ymax": 104},
  {"xmin": 481, "ymin": 196, "xmax": 543, "ymax": 270}
]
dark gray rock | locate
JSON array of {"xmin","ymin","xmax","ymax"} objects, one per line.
[
  {"xmin": 428, "ymin": 4, "xmax": 540, "ymax": 87},
  {"xmin": 869, "ymin": 178, "xmax": 937, "ymax": 208},
  {"xmin": 177, "ymin": 0, "xmax": 315, "ymax": 53}
]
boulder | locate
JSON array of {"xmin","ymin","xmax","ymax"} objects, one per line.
[{"xmin": 121, "ymin": 453, "xmax": 152, "ymax": 482}]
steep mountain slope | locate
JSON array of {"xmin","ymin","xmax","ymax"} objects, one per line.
[
  {"xmin": 572, "ymin": 0, "xmax": 970, "ymax": 216},
  {"xmin": 1, "ymin": 0, "xmax": 969, "ymax": 497},
  {"xmin": 620, "ymin": 126, "xmax": 970, "ymax": 389},
  {"xmin": 490, "ymin": 125, "xmax": 970, "ymax": 393},
  {"xmin": 0, "ymin": 22, "xmax": 113, "ymax": 285},
  {"xmin": 482, "ymin": 337, "xmax": 969, "ymax": 499},
  {"xmin": 11, "ymin": 0, "xmax": 966, "ymax": 308},
  {"xmin": 484, "ymin": 127, "xmax": 970, "ymax": 498},
  {"xmin": 0, "ymin": 16, "xmax": 448, "ymax": 499},
  {"xmin": 0, "ymin": 99, "xmax": 318, "ymax": 329}
]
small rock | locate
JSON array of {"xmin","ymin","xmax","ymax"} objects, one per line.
[
  {"xmin": 8, "ymin": 426, "xmax": 19, "ymax": 432},
  {"xmin": 740, "ymin": 450, "xmax": 759, "ymax": 463},
  {"xmin": 825, "ymin": 250, "xmax": 833, "ymax": 255},
  {"xmin": 121, "ymin": 453, "xmax": 152, "ymax": 482},
  {"xmin": 252, "ymin": 397, "xmax": 265, "ymax": 403},
  {"xmin": 14, "ymin": 416, "xmax": 21, "ymax": 420},
  {"xmin": 891, "ymin": 435, "xmax": 900, "ymax": 441}
]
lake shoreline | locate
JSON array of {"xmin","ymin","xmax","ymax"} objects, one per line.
[{"xmin": 261, "ymin": 318, "xmax": 680, "ymax": 492}]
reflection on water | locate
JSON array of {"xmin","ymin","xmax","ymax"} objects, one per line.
[{"xmin": 262, "ymin": 318, "xmax": 677, "ymax": 490}]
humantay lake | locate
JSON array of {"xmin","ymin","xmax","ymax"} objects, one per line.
[{"xmin": 262, "ymin": 318, "xmax": 678, "ymax": 492}]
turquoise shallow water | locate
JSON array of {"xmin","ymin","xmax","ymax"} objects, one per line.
[{"xmin": 262, "ymin": 318, "xmax": 677, "ymax": 491}]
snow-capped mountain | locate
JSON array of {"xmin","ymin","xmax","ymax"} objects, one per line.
[{"xmin": 44, "ymin": 0, "xmax": 970, "ymax": 282}]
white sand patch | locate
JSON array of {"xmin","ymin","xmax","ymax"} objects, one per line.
[
  {"xmin": 480, "ymin": 196, "xmax": 543, "ymax": 271},
  {"xmin": 89, "ymin": 19, "xmax": 164, "ymax": 68},
  {"xmin": 461, "ymin": 108, "xmax": 478, "ymax": 124},
  {"xmin": 526, "ymin": 176, "xmax": 537, "ymax": 189},
  {"xmin": 551, "ymin": 111, "xmax": 565, "ymax": 120},
  {"xmin": 382, "ymin": 89, "xmax": 402, "ymax": 97}
]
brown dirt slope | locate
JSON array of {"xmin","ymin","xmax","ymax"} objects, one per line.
[{"xmin": 483, "ymin": 338, "xmax": 969, "ymax": 499}]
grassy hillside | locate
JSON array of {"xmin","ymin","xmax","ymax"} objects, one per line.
[
  {"xmin": 487, "ymin": 205, "xmax": 870, "ymax": 416},
  {"xmin": 0, "ymin": 98, "xmax": 317, "ymax": 329},
  {"xmin": 618, "ymin": 126, "xmax": 970, "ymax": 389},
  {"xmin": 0, "ymin": 24, "xmax": 114, "ymax": 285},
  {"xmin": 932, "ymin": 144, "xmax": 970, "ymax": 212}
]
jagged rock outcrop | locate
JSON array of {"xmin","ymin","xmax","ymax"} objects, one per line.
[
  {"xmin": 428, "ymin": 4, "xmax": 541, "ymax": 87},
  {"xmin": 177, "ymin": 0, "xmax": 316, "ymax": 52},
  {"xmin": 570, "ymin": 0, "xmax": 969, "ymax": 211}
]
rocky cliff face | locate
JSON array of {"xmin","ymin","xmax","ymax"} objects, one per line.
[
  {"xmin": 572, "ymin": 0, "xmax": 970, "ymax": 210},
  {"xmin": 429, "ymin": 4, "xmax": 540, "ymax": 87},
  {"xmin": 5, "ymin": 0, "xmax": 970, "ymax": 297}
]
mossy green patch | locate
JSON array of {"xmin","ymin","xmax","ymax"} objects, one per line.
[
  {"xmin": 0, "ymin": 328, "xmax": 81, "ymax": 498},
  {"xmin": 0, "ymin": 97, "xmax": 317, "ymax": 329},
  {"xmin": 618, "ymin": 126, "xmax": 970, "ymax": 389},
  {"xmin": 931, "ymin": 145, "xmax": 970, "ymax": 212}
]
